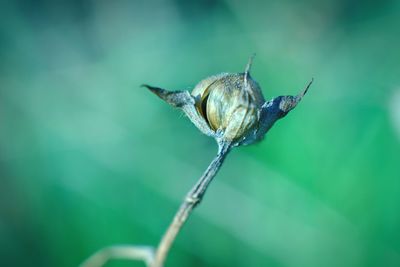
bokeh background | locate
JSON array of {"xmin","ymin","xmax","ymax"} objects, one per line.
[{"xmin": 1, "ymin": 0, "xmax": 400, "ymax": 266}]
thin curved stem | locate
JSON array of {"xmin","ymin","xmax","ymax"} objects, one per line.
[
  {"xmin": 79, "ymin": 245, "xmax": 155, "ymax": 267},
  {"xmin": 80, "ymin": 142, "xmax": 231, "ymax": 267},
  {"xmin": 151, "ymin": 142, "xmax": 231, "ymax": 267}
]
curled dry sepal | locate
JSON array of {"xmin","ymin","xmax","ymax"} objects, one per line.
[
  {"xmin": 143, "ymin": 55, "xmax": 313, "ymax": 150},
  {"xmin": 80, "ymin": 56, "xmax": 312, "ymax": 267}
]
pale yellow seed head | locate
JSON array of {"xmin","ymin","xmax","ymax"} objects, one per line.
[
  {"xmin": 144, "ymin": 56, "xmax": 312, "ymax": 147},
  {"xmin": 191, "ymin": 73, "xmax": 265, "ymax": 142}
]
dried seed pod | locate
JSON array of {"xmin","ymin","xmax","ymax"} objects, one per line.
[
  {"xmin": 191, "ymin": 72, "xmax": 264, "ymax": 142},
  {"xmin": 143, "ymin": 56, "xmax": 312, "ymax": 148}
]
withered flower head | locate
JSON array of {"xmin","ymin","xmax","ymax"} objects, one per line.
[{"xmin": 143, "ymin": 56, "xmax": 312, "ymax": 147}]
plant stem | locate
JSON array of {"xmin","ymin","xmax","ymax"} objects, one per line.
[
  {"xmin": 151, "ymin": 142, "xmax": 231, "ymax": 267},
  {"xmin": 79, "ymin": 142, "xmax": 231, "ymax": 267},
  {"xmin": 79, "ymin": 245, "xmax": 155, "ymax": 267}
]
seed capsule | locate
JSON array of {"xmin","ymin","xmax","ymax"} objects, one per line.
[
  {"xmin": 191, "ymin": 73, "xmax": 264, "ymax": 142},
  {"xmin": 143, "ymin": 56, "xmax": 312, "ymax": 147}
]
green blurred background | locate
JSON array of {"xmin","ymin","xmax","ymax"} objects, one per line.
[{"xmin": 1, "ymin": 0, "xmax": 400, "ymax": 266}]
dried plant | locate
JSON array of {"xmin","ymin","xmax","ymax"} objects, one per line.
[{"xmin": 80, "ymin": 55, "xmax": 313, "ymax": 267}]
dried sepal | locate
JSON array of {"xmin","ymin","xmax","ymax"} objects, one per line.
[{"xmin": 142, "ymin": 84, "xmax": 216, "ymax": 137}]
